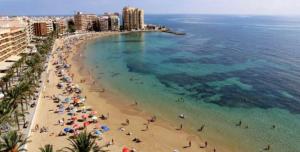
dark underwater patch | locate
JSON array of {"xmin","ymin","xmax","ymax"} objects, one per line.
[
  {"xmin": 126, "ymin": 60, "xmax": 156, "ymax": 75},
  {"xmin": 161, "ymin": 58, "xmax": 196, "ymax": 64},
  {"xmin": 155, "ymin": 67, "xmax": 300, "ymax": 114}
]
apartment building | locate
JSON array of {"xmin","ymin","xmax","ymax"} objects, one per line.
[
  {"xmin": 108, "ymin": 15, "xmax": 120, "ymax": 31},
  {"xmin": 33, "ymin": 22, "xmax": 48, "ymax": 36},
  {"xmin": 32, "ymin": 19, "xmax": 54, "ymax": 36},
  {"xmin": 74, "ymin": 12, "xmax": 97, "ymax": 31},
  {"xmin": 122, "ymin": 7, "xmax": 144, "ymax": 31},
  {"xmin": 0, "ymin": 28, "xmax": 27, "ymax": 62}
]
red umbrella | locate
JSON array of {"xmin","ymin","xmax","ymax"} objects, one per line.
[
  {"xmin": 71, "ymin": 116, "xmax": 78, "ymax": 120},
  {"xmin": 83, "ymin": 121, "xmax": 90, "ymax": 127},
  {"xmin": 122, "ymin": 147, "xmax": 130, "ymax": 152},
  {"xmin": 81, "ymin": 114, "xmax": 88, "ymax": 119},
  {"xmin": 73, "ymin": 124, "xmax": 80, "ymax": 129},
  {"xmin": 91, "ymin": 111, "xmax": 97, "ymax": 115},
  {"xmin": 74, "ymin": 98, "xmax": 80, "ymax": 103}
]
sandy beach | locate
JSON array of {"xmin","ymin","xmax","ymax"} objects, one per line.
[{"xmin": 26, "ymin": 32, "xmax": 217, "ymax": 152}]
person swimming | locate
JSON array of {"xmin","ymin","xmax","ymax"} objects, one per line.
[
  {"xmin": 236, "ymin": 120, "xmax": 242, "ymax": 127},
  {"xmin": 264, "ymin": 145, "xmax": 271, "ymax": 151},
  {"xmin": 179, "ymin": 114, "xmax": 185, "ymax": 119}
]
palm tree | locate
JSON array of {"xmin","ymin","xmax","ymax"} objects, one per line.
[
  {"xmin": 63, "ymin": 131, "xmax": 101, "ymax": 152},
  {"xmin": 0, "ymin": 99, "xmax": 15, "ymax": 133},
  {"xmin": 39, "ymin": 144, "xmax": 53, "ymax": 152},
  {"xmin": 1, "ymin": 71, "xmax": 14, "ymax": 94},
  {"xmin": 0, "ymin": 130, "xmax": 29, "ymax": 152}
]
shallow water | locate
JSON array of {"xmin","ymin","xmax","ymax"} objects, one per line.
[{"xmin": 84, "ymin": 15, "xmax": 300, "ymax": 152}]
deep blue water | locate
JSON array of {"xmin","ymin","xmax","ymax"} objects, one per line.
[
  {"xmin": 84, "ymin": 15, "xmax": 300, "ymax": 152},
  {"xmin": 145, "ymin": 15, "xmax": 300, "ymax": 113}
]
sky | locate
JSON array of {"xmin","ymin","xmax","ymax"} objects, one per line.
[{"xmin": 1, "ymin": 0, "xmax": 300, "ymax": 16}]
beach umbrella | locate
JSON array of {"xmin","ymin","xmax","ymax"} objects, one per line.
[
  {"xmin": 71, "ymin": 116, "xmax": 78, "ymax": 120},
  {"xmin": 81, "ymin": 114, "xmax": 88, "ymax": 119},
  {"xmin": 94, "ymin": 130, "xmax": 102, "ymax": 135},
  {"xmin": 91, "ymin": 111, "xmax": 97, "ymax": 115},
  {"xmin": 64, "ymin": 127, "xmax": 72, "ymax": 133},
  {"xmin": 59, "ymin": 107, "xmax": 65, "ymax": 113},
  {"xmin": 73, "ymin": 124, "xmax": 80, "ymax": 129},
  {"xmin": 72, "ymin": 108, "xmax": 78, "ymax": 113},
  {"xmin": 74, "ymin": 98, "xmax": 81, "ymax": 103},
  {"xmin": 91, "ymin": 116, "xmax": 97, "ymax": 120},
  {"xmin": 64, "ymin": 97, "xmax": 71, "ymax": 103},
  {"xmin": 83, "ymin": 121, "xmax": 90, "ymax": 127},
  {"xmin": 101, "ymin": 125, "xmax": 110, "ymax": 132},
  {"xmin": 80, "ymin": 97, "xmax": 86, "ymax": 102},
  {"xmin": 122, "ymin": 147, "xmax": 130, "ymax": 152}
]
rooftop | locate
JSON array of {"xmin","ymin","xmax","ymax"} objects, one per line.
[
  {"xmin": 0, "ymin": 73, "xmax": 6, "ymax": 79},
  {"xmin": 5, "ymin": 55, "xmax": 22, "ymax": 62},
  {"xmin": 0, "ymin": 61, "xmax": 15, "ymax": 71}
]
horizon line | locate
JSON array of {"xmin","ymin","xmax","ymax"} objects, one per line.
[{"xmin": 1, "ymin": 13, "xmax": 300, "ymax": 17}]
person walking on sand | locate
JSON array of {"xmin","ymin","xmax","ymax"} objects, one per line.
[
  {"xmin": 126, "ymin": 119, "xmax": 130, "ymax": 125},
  {"xmin": 144, "ymin": 124, "xmax": 149, "ymax": 131},
  {"xmin": 188, "ymin": 141, "xmax": 191, "ymax": 147},
  {"xmin": 197, "ymin": 124, "xmax": 205, "ymax": 132},
  {"xmin": 178, "ymin": 124, "xmax": 183, "ymax": 130}
]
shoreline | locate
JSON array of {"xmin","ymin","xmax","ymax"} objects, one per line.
[
  {"xmin": 26, "ymin": 31, "xmax": 220, "ymax": 152},
  {"xmin": 70, "ymin": 32, "xmax": 228, "ymax": 151}
]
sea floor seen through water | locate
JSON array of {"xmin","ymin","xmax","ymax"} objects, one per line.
[{"xmin": 84, "ymin": 15, "xmax": 300, "ymax": 152}]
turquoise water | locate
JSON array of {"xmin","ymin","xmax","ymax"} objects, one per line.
[{"xmin": 84, "ymin": 15, "xmax": 300, "ymax": 152}]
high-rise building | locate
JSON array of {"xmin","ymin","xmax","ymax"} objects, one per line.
[
  {"xmin": 122, "ymin": 7, "xmax": 144, "ymax": 31},
  {"xmin": 74, "ymin": 12, "xmax": 97, "ymax": 31},
  {"xmin": 99, "ymin": 16, "xmax": 109, "ymax": 31},
  {"xmin": 53, "ymin": 19, "xmax": 67, "ymax": 34},
  {"xmin": 31, "ymin": 19, "xmax": 54, "ymax": 36},
  {"xmin": 25, "ymin": 19, "xmax": 34, "ymax": 43},
  {"xmin": 0, "ymin": 17, "xmax": 32, "ymax": 44},
  {"xmin": 33, "ymin": 22, "xmax": 48, "ymax": 36},
  {"xmin": 0, "ymin": 28, "xmax": 28, "ymax": 62},
  {"xmin": 108, "ymin": 15, "xmax": 120, "ymax": 31}
]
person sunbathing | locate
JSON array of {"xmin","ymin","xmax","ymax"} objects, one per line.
[
  {"xmin": 58, "ymin": 131, "xmax": 66, "ymax": 136},
  {"xmin": 132, "ymin": 138, "xmax": 142, "ymax": 143}
]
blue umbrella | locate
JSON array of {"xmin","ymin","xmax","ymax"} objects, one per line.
[
  {"xmin": 95, "ymin": 130, "xmax": 102, "ymax": 135},
  {"xmin": 64, "ymin": 97, "xmax": 71, "ymax": 103},
  {"xmin": 101, "ymin": 125, "xmax": 110, "ymax": 132},
  {"xmin": 64, "ymin": 127, "xmax": 72, "ymax": 132}
]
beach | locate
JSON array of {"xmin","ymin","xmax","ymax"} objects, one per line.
[{"xmin": 26, "ymin": 32, "xmax": 218, "ymax": 152}]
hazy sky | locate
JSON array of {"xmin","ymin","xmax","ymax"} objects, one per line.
[{"xmin": 1, "ymin": 0, "xmax": 300, "ymax": 16}]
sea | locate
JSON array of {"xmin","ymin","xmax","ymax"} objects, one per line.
[{"xmin": 83, "ymin": 15, "xmax": 300, "ymax": 152}]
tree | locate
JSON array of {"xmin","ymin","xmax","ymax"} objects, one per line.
[
  {"xmin": 0, "ymin": 130, "xmax": 29, "ymax": 152},
  {"xmin": 63, "ymin": 131, "xmax": 101, "ymax": 152},
  {"xmin": 39, "ymin": 144, "xmax": 53, "ymax": 152},
  {"xmin": 0, "ymin": 99, "xmax": 15, "ymax": 132}
]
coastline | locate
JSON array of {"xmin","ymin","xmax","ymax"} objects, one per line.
[{"xmin": 27, "ymin": 31, "xmax": 219, "ymax": 152}]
